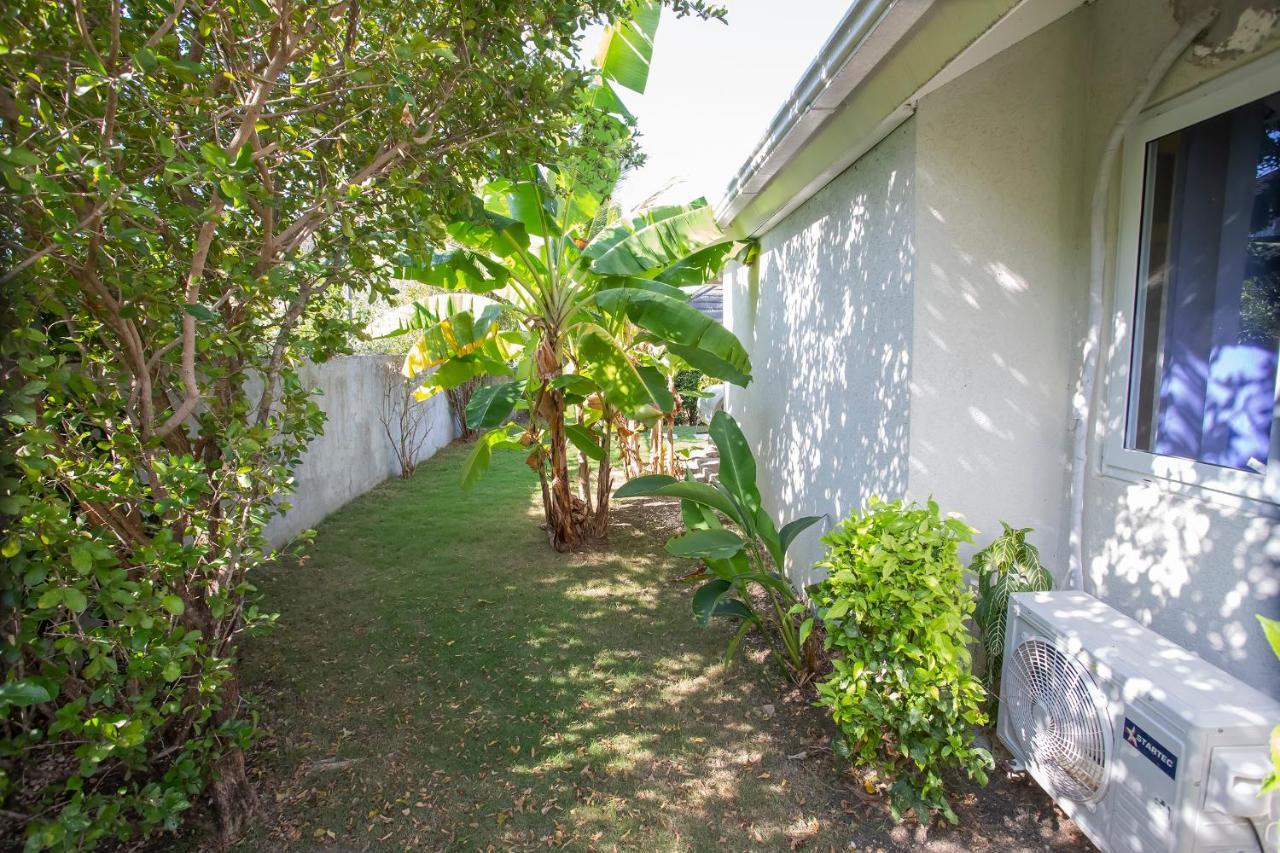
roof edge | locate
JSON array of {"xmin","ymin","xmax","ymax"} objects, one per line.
[
  {"xmin": 714, "ymin": 0, "xmax": 933, "ymax": 227},
  {"xmin": 716, "ymin": 0, "xmax": 1088, "ymax": 238}
]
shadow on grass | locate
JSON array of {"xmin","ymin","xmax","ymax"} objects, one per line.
[{"xmin": 234, "ymin": 441, "xmax": 1083, "ymax": 851}]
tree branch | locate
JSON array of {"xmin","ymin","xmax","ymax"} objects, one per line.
[{"xmin": 154, "ymin": 199, "xmax": 224, "ymax": 439}]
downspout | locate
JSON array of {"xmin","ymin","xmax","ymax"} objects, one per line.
[{"xmin": 1065, "ymin": 7, "xmax": 1219, "ymax": 590}]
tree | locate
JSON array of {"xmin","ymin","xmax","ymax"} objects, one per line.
[
  {"xmin": 395, "ymin": 173, "xmax": 750, "ymax": 550},
  {"xmin": 0, "ymin": 0, "xmax": 721, "ymax": 846},
  {"xmin": 378, "ymin": 360, "xmax": 438, "ymax": 478}
]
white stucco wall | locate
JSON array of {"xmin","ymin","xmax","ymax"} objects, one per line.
[
  {"xmin": 908, "ymin": 12, "xmax": 1087, "ymax": 574},
  {"xmin": 1077, "ymin": 0, "xmax": 1280, "ymax": 694},
  {"xmin": 724, "ymin": 0, "xmax": 1280, "ymax": 694},
  {"xmin": 262, "ymin": 356, "xmax": 454, "ymax": 547},
  {"xmin": 724, "ymin": 119, "xmax": 916, "ymax": 588}
]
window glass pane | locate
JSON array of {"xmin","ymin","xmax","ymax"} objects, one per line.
[{"xmin": 1126, "ymin": 91, "xmax": 1280, "ymax": 473}]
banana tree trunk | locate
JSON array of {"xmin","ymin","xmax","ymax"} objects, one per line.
[
  {"xmin": 545, "ymin": 388, "xmax": 582, "ymax": 551},
  {"xmin": 589, "ymin": 411, "xmax": 613, "ymax": 539},
  {"xmin": 578, "ymin": 453, "xmax": 594, "ymax": 515},
  {"xmin": 537, "ymin": 467, "xmax": 553, "ymax": 529},
  {"xmin": 666, "ymin": 414, "xmax": 677, "ymax": 476}
]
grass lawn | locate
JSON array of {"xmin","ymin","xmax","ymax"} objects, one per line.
[{"xmin": 234, "ymin": 438, "xmax": 1084, "ymax": 851}]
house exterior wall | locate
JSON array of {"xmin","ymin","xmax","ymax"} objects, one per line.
[
  {"xmin": 724, "ymin": 0, "xmax": 1280, "ymax": 694},
  {"xmin": 1078, "ymin": 0, "xmax": 1280, "ymax": 694},
  {"xmin": 723, "ymin": 119, "xmax": 916, "ymax": 589},
  {"xmin": 908, "ymin": 10, "xmax": 1088, "ymax": 576}
]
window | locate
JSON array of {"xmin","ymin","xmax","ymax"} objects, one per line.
[{"xmin": 1108, "ymin": 58, "xmax": 1280, "ymax": 506}]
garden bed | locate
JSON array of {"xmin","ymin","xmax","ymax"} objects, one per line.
[{"xmin": 214, "ymin": 441, "xmax": 1087, "ymax": 850}]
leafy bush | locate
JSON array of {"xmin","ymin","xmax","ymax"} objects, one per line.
[
  {"xmin": 617, "ymin": 412, "xmax": 822, "ymax": 681},
  {"xmin": 1259, "ymin": 616, "xmax": 1280, "ymax": 806},
  {"xmin": 674, "ymin": 369, "xmax": 706, "ymax": 425},
  {"xmin": 812, "ymin": 498, "xmax": 992, "ymax": 823},
  {"xmin": 970, "ymin": 523, "xmax": 1052, "ymax": 702},
  {"xmin": 0, "ymin": 0, "xmax": 724, "ymax": 846}
]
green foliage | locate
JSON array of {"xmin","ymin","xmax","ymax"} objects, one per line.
[
  {"xmin": 595, "ymin": 0, "xmax": 662, "ymax": 94},
  {"xmin": 392, "ymin": 166, "xmax": 750, "ymax": 549},
  {"xmin": 1259, "ymin": 616, "xmax": 1280, "ymax": 800},
  {"xmin": 812, "ymin": 498, "xmax": 992, "ymax": 824},
  {"xmin": 970, "ymin": 523, "xmax": 1052, "ymax": 702},
  {"xmin": 616, "ymin": 412, "xmax": 822, "ymax": 680},
  {"xmin": 0, "ymin": 0, "xmax": 721, "ymax": 846},
  {"xmin": 673, "ymin": 369, "xmax": 706, "ymax": 425}
]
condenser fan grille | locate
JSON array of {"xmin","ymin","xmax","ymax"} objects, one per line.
[{"xmin": 1006, "ymin": 637, "xmax": 1111, "ymax": 803}]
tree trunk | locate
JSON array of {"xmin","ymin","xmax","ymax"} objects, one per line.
[
  {"xmin": 545, "ymin": 389, "xmax": 581, "ymax": 552},
  {"xmin": 578, "ymin": 453, "xmax": 593, "ymax": 515},
  {"xmin": 589, "ymin": 413, "xmax": 613, "ymax": 539},
  {"xmin": 208, "ymin": 676, "xmax": 258, "ymax": 844},
  {"xmin": 666, "ymin": 414, "xmax": 677, "ymax": 476},
  {"xmin": 537, "ymin": 466, "xmax": 552, "ymax": 529},
  {"xmin": 618, "ymin": 424, "xmax": 640, "ymax": 480}
]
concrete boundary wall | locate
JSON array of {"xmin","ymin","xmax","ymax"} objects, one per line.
[{"xmin": 263, "ymin": 355, "xmax": 453, "ymax": 546}]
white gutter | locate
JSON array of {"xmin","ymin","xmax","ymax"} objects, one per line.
[
  {"xmin": 716, "ymin": 0, "xmax": 1088, "ymax": 238},
  {"xmin": 714, "ymin": 0, "xmax": 935, "ymax": 229}
]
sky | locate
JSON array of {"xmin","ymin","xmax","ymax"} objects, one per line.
[{"xmin": 599, "ymin": 0, "xmax": 852, "ymax": 213}]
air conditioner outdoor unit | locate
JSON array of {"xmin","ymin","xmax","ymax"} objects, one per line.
[{"xmin": 998, "ymin": 591, "xmax": 1280, "ymax": 852}]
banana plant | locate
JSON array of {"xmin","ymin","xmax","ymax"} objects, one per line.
[
  {"xmin": 609, "ymin": 339, "xmax": 694, "ymax": 481},
  {"xmin": 615, "ymin": 411, "xmax": 824, "ymax": 682},
  {"xmin": 384, "ymin": 1, "xmax": 746, "ymax": 550},
  {"xmin": 392, "ymin": 167, "xmax": 751, "ymax": 550}
]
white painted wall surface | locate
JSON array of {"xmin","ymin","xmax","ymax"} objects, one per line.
[
  {"xmin": 1078, "ymin": 0, "xmax": 1280, "ymax": 695},
  {"xmin": 724, "ymin": 0, "xmax": 1280, "ymax": 694},
  {"xmin": 262, "ymin": 355, "xmax": 453, "ymax": 547},
  {"xmin": 724, "ymin": 119, "xmax": 916, "ymax": 589},
  {"xmin": 908, "ymin": 12, "xmax": 1087, "ymax": 574}
]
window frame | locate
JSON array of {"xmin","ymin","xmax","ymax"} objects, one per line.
[{"xmin": 1103, "ymin": 51, "xmax": 1280, "ymax": 512}]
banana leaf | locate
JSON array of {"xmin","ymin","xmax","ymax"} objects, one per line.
[
  {"xmin": 395, "ymin": 249, "xmax": 510, "ymax": 293},
  {"xmin": 613, "ymin": 473, "xmax": 677, "ymax": 498},
  {"xmin": 593, "ymin": 288, "xmax": 751, "ymax": 385},
  {"xmin": 584, "ymin": 201, "xmax": 721, "ymax": 277},
  {"xmin": 465, "ymin": 381, "xmax": 523, "ymax": 430},
  {"xmin": 447, "ymin": 205, "xmax": 532, "ymax": 261},
  {"xmin": 565, "ymin": 422, "xmax": 605, "ymax": 462},
  {"xmin": 402, "ymin": 304, "xmax": 504, "ymax": 378},
  {"xmin": 595, "ymin": 275, "xmax": 689, "ymax": 302},
  {"xmin": 654, "ymin": 240, "xmax": 737, "ymax": 286},
  {"xmin": 667, "ymin": 529, "xmax": 744, "ymax": 560},
  {"xmin": 575, "ymin": 328, "xmax": 672, "ymax": 416},
  {"xmin": 595, "ymin": 0, "xmax": 661, "ymax": 95}
]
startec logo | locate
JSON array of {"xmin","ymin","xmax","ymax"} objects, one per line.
[{"xmin": 1123, "ymin": 717, "xmax": 1177, "ymax": 780}]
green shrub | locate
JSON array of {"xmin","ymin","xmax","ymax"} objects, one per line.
[
  {"xmin": 970, "ymin": 523, "xmax": 1052, "ymax": 703},
  {"xmin": 616, "ymin": 412, "xmax": 823, "ymax": 681},
  {"xmin": 673, "ymin": 369, "xmax": 705, "ymax": 425},
  {"xmin": 812, "ymin": 497, "xmax": 992, "ymax": 823},
  {"xmin": 0, "ymin": 0, "xmax": 721, "ymax": 845},
  {"xmin": 1259, "ymin": 616, "xmax": 1280, "ymax": 807}
]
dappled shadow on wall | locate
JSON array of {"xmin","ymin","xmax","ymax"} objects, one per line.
[
  {"xmin": 1084, "ymin": 474, "xmax": 1279, "ymax": 668},
  {"xmin": 906, "ymin": 145, "xmax": 1077, "ymax": 569},
  {"xmin": 1095, "ymin": 308, "xmax": 1280, "ymax": 672},
  {"xmin": 737, "ymin": 129, "xmax": 915, "ymax": 585}
]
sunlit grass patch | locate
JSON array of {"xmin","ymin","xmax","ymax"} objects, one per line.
[{"xmin": 229, "ymin": 436, "xmax": 1083, "ymax": 851}]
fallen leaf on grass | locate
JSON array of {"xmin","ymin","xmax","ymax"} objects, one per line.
[{"xmin": 785, "ymin": 817, "xmax": 820, "ymax": 849}]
